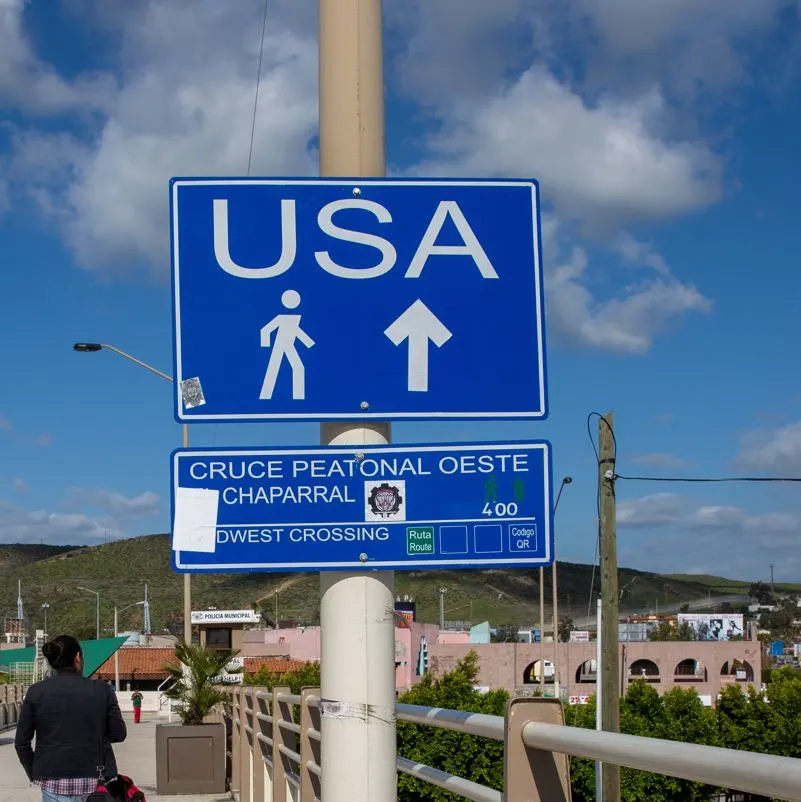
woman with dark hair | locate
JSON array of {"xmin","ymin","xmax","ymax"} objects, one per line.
[{"xmin": 14, "ymin": 634, "xmax": 127, "ymax": 802}]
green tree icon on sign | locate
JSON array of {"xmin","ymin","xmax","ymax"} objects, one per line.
[
  {"xmin": 484, "ymin": 475, "xmax": 498, "ymax": 503},
  {"xmin": 513, "ymin": 479, "xmax": 525, "ymax": 502}
]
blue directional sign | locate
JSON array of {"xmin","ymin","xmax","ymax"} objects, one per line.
[
  {"xmin": 170, "ymin": 178, "xmax": 547, "ymax": 422},
  {"xmin": 170, "ymin": 442, "xmax": 553, "ymax": 573}
]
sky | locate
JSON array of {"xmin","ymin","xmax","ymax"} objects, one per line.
[{"xmin": 0, "ymin": 0, "xmax": 800, "ymax": 581}]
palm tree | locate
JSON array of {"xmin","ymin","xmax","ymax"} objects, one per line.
[{"xmin": 162, "ymin": 641, "xmax": 241, "ymax": 726}]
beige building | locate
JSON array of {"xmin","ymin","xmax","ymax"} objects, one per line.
[
  {"xmin": 429, "ymin": 639, "xmax": 762, "ymax": 704},
  {"xmin": 192, "ymin": 609, "xmax": 261, "ymax": 654}
]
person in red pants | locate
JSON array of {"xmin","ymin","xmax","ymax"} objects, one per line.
[{"xmin": 131, "ymin": 689, "xmax": 143, "ymax": 723}]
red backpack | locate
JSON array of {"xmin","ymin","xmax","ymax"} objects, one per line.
[{"xmin": 104, "ymin": 774, "xmax": 146, "ymax": 801}]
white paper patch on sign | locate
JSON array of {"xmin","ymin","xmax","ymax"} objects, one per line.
[
  {"xmin": 172, "ymin": 487, "xmax": 219, "ymax": 553},
  {"xmin": 364, "ymin": 480, "xmax": 406, "ymax": 522}
]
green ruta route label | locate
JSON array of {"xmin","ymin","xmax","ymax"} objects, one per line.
[{"xmin": 406, "ymin": 526, "xmax": 435, "ymax": 555}]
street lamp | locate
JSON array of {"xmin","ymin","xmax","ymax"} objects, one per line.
[
  {"xmin": 77, "ymin": 586, "xmax": 100, "ymax": 641},
  {"xmin": 41, "ymin": 602, "xmax": 50, "ymax": 637},
  {"xmin": 114, "ymin": 601, "xmax": 145, "ymax": 692},
  {"xmin": 73, "ymin": 342, "xmax": 193, "ymax": 644},
  {"xmin": 550, "ymin": 476, "xmax": 573, "ymax": 698}
]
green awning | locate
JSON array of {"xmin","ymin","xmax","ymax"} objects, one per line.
[{"xmin": 0, "ymin": 637, "xmax": 127, "ymax": 677}]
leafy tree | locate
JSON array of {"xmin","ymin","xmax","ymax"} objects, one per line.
[
  {"xmin": 162, "ymin": 641, "xmax": 241, "ymax": 726},
  {"xmin": 749, "ymin": 581, "xmax": 773, "ymax": 605},
  {"xmin": 558, "ymin": 615, "xmax": 575, "ymax": 642},
  {"xmin": 396, "ymin": 651, "xmax": 508, "ymax": 801},
  {"xmin": 760, "ymin": 597, "xmax": 799, "ymax": 641},
  {"xmin": 245, "ymin": 660, "xmax": 321, "ymax": 694},
  {"xmin": 569, "ymin": 681, "xmax": 718, "ymax": 802},
  {"xmin": 491, "ymin": 624, "xmax": 519, "ymax": 643},
  {"xmin": 647, "ymin": 621, "xmax": 697, "ymax": 641}
]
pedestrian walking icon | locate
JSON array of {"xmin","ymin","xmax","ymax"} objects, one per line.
[{"xmin": 260, "ymin": 290, "xmax": 315, "ymax": 400}]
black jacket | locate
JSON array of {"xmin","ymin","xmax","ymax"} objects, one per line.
[{"xmin": 15, "ymin": 668, "xmax": 127, "ymax": 781}]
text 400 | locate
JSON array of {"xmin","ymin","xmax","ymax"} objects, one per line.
[{"xmin": 482, "ymin": 502, "xmax": 519, "ymax": 517}]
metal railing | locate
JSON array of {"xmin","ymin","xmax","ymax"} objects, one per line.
[
  {"xmin": 227, "ymin": 686, "xmax": 801, "ymax": 802},
  {"xmin": 0, "ymin": 684, "xmax": 25, "ymax": 733}
]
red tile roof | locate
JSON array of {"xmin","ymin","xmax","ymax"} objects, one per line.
[
  {"xmin": 95, "ymin": 647, "xmax": 178, "ymax": 680},
  {"xmin": 244, "ymin": 657, "xmax": 308, "ymax": 675}
]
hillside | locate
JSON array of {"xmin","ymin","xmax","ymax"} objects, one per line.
[
  {"xmin": 0, "ymin": 543, "xmax": 80, "ymax": 572},
  {"xmin": 0, "ymin": 535, "xmax": 748, "ymax": 639},
  {"xmin": 666, "ymin": 573, "xmax": 801, "ymax": 595}
]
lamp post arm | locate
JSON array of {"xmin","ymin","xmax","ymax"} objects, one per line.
[{"xmin": 100, "ymin": 345, "xmax": 174, "ymax": 383}]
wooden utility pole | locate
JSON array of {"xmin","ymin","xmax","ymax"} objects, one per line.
[{"xmin": 599, "ymin": 411, "xmax": 620, "ymax": 802}]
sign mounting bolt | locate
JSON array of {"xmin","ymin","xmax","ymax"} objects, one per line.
[
  {"xmin": 359, "ymin": 552, "xmax": 368, "ymax": 562},
  {"xmin": 352, "ymin": 187, "xmax": 362, "ymax": 196},
  {"xmin": 360, "ymin": 401, "xmax": 370, "ymax": 410},
  {"xmin": 355, "ymin": 452, "xmax": 365, "ymax": 461}
]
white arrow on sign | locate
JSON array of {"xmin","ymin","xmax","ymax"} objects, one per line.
[{"xmin": 384, "ymin": 300, "xmax": 453, "ymax": 392}]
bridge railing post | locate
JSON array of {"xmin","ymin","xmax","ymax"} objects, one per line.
[
  {"xmin": 240, "ymin": 687, "xmax": 254, "ymax": 802},
  {"xmin": 504, "ymin": 698, "xmax": 572, "ymax": 802},
  {"xmin": 272, "ymin": 686, "xmax": 291, "ymax": 802},
  {"xmin": 300, "ymin": 687, "xmax": 321, "ymax": 802},
  {"xmin": 231, "ymin": 687, "xmax": 242, "ymax": 799},
  {"xmin": 250, "ymin": 687, "xmax": 266, "ymax": 802}
]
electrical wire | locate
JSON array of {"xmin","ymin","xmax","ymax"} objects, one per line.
[
  {"xmin": 206, "ymin": 0, "xmax": 269, "ymax": 450},
  {"xmin": 246, "ymin": 0, "xmax": 270, "ymax": 177},
  {"xmin": 615, "ymin": 474, "xmax": 801, "ymax": 484},
  {"xmin": 582, "ymin": 414, "xmax": 800, "ymax": 617}
]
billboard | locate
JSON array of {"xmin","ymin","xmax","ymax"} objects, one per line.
[
  {"xmin": 395, "ymin": 600, "xmax": 417, "ymax": 624},
  {"xmin": 678, "ymin": 614, "xmax": 744, "ymax": 641}
]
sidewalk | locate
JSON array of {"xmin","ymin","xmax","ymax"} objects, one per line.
[{"xmin": 0, "ymin": 712, "xmax": 229, "ymax": 802}]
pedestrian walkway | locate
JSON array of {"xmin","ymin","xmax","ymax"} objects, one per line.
[{"xmin": 0, "ymin": 712, "xmax": 229, "ymax": 802}]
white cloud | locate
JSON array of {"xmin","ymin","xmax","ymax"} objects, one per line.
[
  {"xmin": 415, "ymin": 69, "xmax": 721, "ymax": 231},
  {"xmin": 630, "ymin": 453, "xmax": 688, "ymax": 470},
  {"xmin": 0, "ymin": 487, "xmax": 160, "ymax": 545},
  {"xmin": 544, "ymin": 216, "xmax": 711, "ymax": 353},
  {"xmin": 8, "ymin": 0, "xmax": 319, "ymax": 271},
  {"xmin": 0, "ymin": 0, "xmax": 116, "ymax": 114},
  {"xmin": 569, "ymin": 0, "xmax": 791, "ymax": 98},
  {"xmin": 618, "ymin": 492, "xmax": 801, "ymax": 537},
  {"xmin": 736, "ymin": 421, "xmax": 801, "ymax": 474},
  {"xmin": 66, "ymin": 487, "xmax": 160, "ymax": 520},
  {"xmin": 618, "ymin": 491, "xmax": 801, "ymax": 576},
  {"xmin": 617, "ymin": 492, "xmax": 685, "ymax": 526},
  {"xmin": 0, "ymin": 500, "xmax": 122, "ymax": 545}
]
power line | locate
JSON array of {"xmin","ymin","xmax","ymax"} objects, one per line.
[
  {"xmin": 246, "ymin": 0, "xmax": 270, "ymax": 176},
  {"xmin": 615, "ymin": 474, "xmax": 801, "ymax": 484}
]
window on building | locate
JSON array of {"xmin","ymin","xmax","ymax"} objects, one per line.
[{"xmin": 205, "ymin": 627, "xmax": 232, "ymax": 649}]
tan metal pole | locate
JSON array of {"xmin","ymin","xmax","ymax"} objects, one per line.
[
  {"xmin": 318, "ymin": 2, "xmax": 396, "ymax": 801},
  {"xmin": 319, "ymin": 0, "xmax": 385, "ymax": 177},
  {"xmin": 539, "ymin": 566, "xmax": 545, "ymax": 692},
  {"xmin": 552, "ymin": 560, "xmax": 559, "ymax": 697},
  {"xmin": 182, "ymin": 423, "xmax": 192, "ymax": 644}
]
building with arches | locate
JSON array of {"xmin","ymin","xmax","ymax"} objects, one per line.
[{"xmin": 427, "ymin": 637, "xmax": 762, "ymax": 705}]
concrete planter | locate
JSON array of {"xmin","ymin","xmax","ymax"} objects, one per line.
[{"xmin": 155, "ymin": 721, "xmax": 226, "ymax": 795}]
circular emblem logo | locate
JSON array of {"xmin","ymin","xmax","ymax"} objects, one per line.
[{"xmin": 368, "ymin": 482, "xmax": 403, "ymax": 518}]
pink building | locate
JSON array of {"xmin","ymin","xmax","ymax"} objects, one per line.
[
  {"xmin": 241, "ymin": 615, "xmax": 462, "ymax": 693},
  {"xmin": 241, "ymin": 622, "xmax": 762, "ymax": 703}
]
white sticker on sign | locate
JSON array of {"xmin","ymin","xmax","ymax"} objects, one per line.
[
  {"xmin": 364, "ymin": 480, "xmax": 406, "ymax": 522},
  {"xmin": 172, "ymin": 487, "xmax": 219, "ymax": 553}
]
